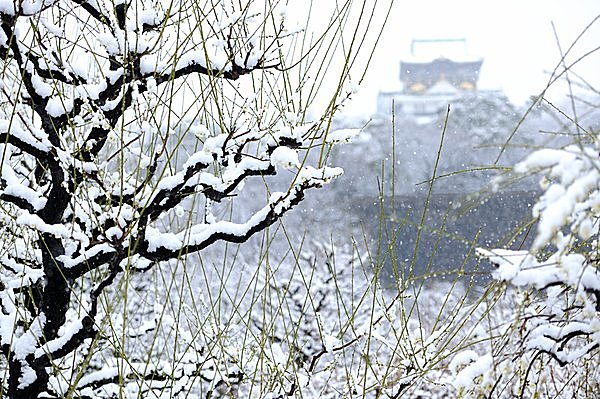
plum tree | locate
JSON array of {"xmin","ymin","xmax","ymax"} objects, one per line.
[{"xmin": 0, "ymin": 0, "xmax": 375, "ymax": 397}]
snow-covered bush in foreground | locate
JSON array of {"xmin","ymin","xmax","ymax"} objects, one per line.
[
  {"xmin": 474, "ymin": 143, "xmax": 600, "ymax": 398},
  {"xmin": 0, "ymin": 1, "xmax": 371, "ymax": 397}
]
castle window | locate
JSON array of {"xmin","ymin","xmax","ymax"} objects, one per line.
[
  {"xmin": 409, "ymin": 82, "xmax": 426, "ymax": 93},
  {"xmin": 459, "ymin": 81, "xmax": 475, "ymax": 91}
]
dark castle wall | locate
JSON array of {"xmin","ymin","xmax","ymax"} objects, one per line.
[{"xmin": 354, "ymin": 191, "xmax": 538, "ymax": 285}]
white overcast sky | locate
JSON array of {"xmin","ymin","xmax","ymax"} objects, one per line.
[{"xmin": 322, "ymin": 0, "xmax": 600, "ymax": 118}]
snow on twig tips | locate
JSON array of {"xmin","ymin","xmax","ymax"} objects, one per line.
[
  {"xmin": 270, "ymin": 146, "xmax": 300, "ymax": 169},
  {"xmin": 325, "ymin": 128, "xmax": 361, "ymax": 144}
]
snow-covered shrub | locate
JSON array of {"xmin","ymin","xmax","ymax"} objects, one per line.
[
  {"xmin": 239, "ymin": 237, "xmax": 513, "ymax": 399},
  {"xmin": 474, "ymin": 143, "xmax": 600, "ymax": 398}
]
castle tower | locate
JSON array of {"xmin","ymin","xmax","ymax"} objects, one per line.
[{"xmin": 377, "ymin": 39, "xmax": 488, "ymax": 121}]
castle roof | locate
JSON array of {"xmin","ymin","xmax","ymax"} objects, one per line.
[{"xmin": 400, "ymin": 57, "xmax": 482, "ymax": 94}]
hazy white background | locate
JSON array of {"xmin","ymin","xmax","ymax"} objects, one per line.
[{"xmin": 314, "ymin": 0, "xmax": 600, "ymax": 118}]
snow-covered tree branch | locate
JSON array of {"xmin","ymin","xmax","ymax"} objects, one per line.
[{"xmin": 474, "ymin": 143, "xmax": 600, "ymax": 398}]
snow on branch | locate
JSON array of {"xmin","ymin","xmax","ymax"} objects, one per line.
[
  {"xmin": 140, "ymin": 166, "xmax": 342, "ymax": 261},
  {"xmin": 470, "ymin": 140, "xmax": 600, "ymax": 397}
]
